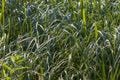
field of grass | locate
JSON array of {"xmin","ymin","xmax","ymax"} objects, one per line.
[{"xmin": 0, "ymin": 0, "xmax": 120, "ymax": 80}]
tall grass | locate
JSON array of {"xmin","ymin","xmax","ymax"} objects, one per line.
[{"xmin": 0, "ymin": 0, "xmax": 120, "ymax": 80}]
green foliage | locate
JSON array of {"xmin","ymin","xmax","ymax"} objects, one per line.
[{"xmin": 0, "ymin": 0, "xmax": 120, "ymax": 80}]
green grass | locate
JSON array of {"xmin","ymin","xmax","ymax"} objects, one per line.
[{"xmin": 0, "ymin": 0, "xmax": 120, "ymax": 80}]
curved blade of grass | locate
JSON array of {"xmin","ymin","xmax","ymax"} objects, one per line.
[
  {"xmin": 1, "ymin": 62, "xmax": 14, "ymax": 73},
  {"xmin": 102, "ymin": 48, "xmax": 107, "ymax": 80},
  {"xmin": 14, "ymin": 67, "xmax": 30, "ymax": 72},
  {"xmin": 94, "ymin": 23, "xmax": 98, "ymax": 39},
  {"xmin": 81, "ymin": 0, "xmax": 87, "ymax": 34},
  {"xmin": 1, "ymin": 0, "xmax": 5, "ymax": 35}
]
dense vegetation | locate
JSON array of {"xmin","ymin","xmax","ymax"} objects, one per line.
[{"xmin": 0, "ymin": 0, "xmax": 120, "ymax": 80}]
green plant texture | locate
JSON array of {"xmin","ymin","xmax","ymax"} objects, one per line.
[{"xmin": 0, "ymin": 0, "xmax": 120, "ymax": 80}]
